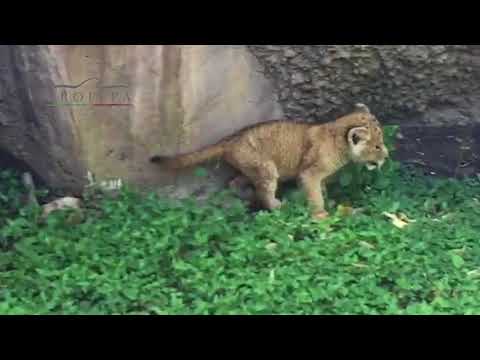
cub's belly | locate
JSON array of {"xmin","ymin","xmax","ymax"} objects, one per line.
[{"xmin": 274, "ymin": 158, "xmax": 302, "ymax": 181}]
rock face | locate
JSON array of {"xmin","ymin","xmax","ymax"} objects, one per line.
[
  {"xmin": 248, "ymin": 45, "xmax": 480, "ymax": 125},
  {"xmin": 49, "ymin": 45, "xmax": 283, "ymax": 194},
  {"xmin": 0, "ymin": 45, "xmax": 87, "ymax": 194},
  {"xmin": 0, "ymin": 45, "xmax": 282, "ymax": 194}
]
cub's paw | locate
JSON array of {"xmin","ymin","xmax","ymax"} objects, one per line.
[
  {"xmin": 269, "ymin": 199, "xmax": 283, "ymax": 210},
  {"xmin": 313, "ymin": 211, "xmax": 329, "ymax": 220}
]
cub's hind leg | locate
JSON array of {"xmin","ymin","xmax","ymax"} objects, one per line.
[
  {"xmin": 251, "ymin": 162, "xmax": 282, "ymax": 210},
  {"xmin": 226, "ymin": 151, "xmax": 282, "ymax": 211}
]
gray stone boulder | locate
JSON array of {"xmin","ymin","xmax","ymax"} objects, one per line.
[
  {"xmin": 0, "ymin": 45, "xmax": 283, "ymax": 195},
  {"xmin": 0, "ymin": 45, "xmax": 87, "ymax": 194},
  {"xmin": 248, "ymin": 45, "xmax": 480, "ymax": 125}
]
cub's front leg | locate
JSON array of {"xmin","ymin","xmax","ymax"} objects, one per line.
[
  {"xmin": 321, "ymin": 181, "xmax": 327, "ymax": 199},
  {"xmin": 299, "ymin": 168, "xmax": 329, "ymax": 220}
]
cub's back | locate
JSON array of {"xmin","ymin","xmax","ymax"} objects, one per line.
[{"xmin": 232, "ymin": 121, "xmax": 310, "ymax": 179}]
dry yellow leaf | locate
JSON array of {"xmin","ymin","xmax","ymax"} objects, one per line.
[
  {"xmin": 398, "ymin": 213, "xmax": 416, "ymax": 223},
  {"xmin": 382, "ymin": 212, "xmax": 411, "ymax": 229}
]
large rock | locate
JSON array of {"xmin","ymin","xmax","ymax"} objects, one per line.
[
  {"xmin": 49, "ymin": 45, "xmax": 283, "ymax": 194},
  {"xmin": 248, "ymin": 45, "xmax": 480, "ymax": 125},
  {"xmin": 1, "ymin": 45, "xmax": 283, "ymax": 195},
  {"xmin": 0, "ymin": 45, "xmax": 86, "ymax": 194}
]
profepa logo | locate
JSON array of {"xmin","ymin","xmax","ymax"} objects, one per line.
[{"xmin": 49, "ymin": 78, "xmax": 132, "ymax": 107}]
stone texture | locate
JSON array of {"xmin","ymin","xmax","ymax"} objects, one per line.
[
  {"xmin": 248, "ymin": 45, "xmax": 480, "ymax": 126},
  {"xmin": 49, "ymin": 45, "xmax": 282, "ymax": 194},
  {"xmin": 1, "ymin": 45, "xmax": 282, "ymax": 195},
  {"xmin": 0, "ymin": 45, "xmax": 87, "ymax": 194}
]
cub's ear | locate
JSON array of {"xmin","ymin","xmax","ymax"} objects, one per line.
[
  {"xmin": 348, "ymin": 126, "xmax": 370, "ymax": 146},
  {"xmin": 354, "ymin": 103, "xmax": 371, "ymax": 114}
]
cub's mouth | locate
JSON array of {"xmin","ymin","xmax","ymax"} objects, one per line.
[{"xmin": 366, "ymin": 160, "xmax": 384, "ymax": 171}]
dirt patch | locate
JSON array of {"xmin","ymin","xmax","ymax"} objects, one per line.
[{"xmin": 395, "ymin": 124, "xmax": 480, "ymax": 178}]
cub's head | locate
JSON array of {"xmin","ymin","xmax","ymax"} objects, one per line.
[{"xmin": 346, "ymin": 104, "xmax": 389, "ymax": 171}]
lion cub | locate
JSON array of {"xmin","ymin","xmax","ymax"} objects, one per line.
[{"xmin": 151, "ymin": 104, "xmax": 389, "ymax": 219}]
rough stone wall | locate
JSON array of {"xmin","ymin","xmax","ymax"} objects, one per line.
[
  {"xmin": 51, "ymin": 45, "xmax": 282, "ymax": 193},
  {"xmin": 0, "ymin": 45, "xmax": 87, "ymax": 194},
  {"xmin": 248, "ymin": 45, "xmax": 480, "ymax": 126},
  {"xmin": 1, "ymin": 45, "xmax": 282, "ymax": 195}
]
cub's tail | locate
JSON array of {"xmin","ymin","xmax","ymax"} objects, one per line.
[{"xmin": 150, "ymin": 142, "xmax": 226, "ymax": 170}]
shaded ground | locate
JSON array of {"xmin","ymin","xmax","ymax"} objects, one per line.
[{"xmin": 395, "ymin": 124, "xmax": 480, "ymax": 178}]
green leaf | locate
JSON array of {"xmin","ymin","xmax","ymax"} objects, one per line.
[
  {"xmin": 396, "ymin": 277, "xmax": 410, "ymax": 289},
  {"xmin": 451, "ymin": 254, "xmax": 465, "ymax": 269}
]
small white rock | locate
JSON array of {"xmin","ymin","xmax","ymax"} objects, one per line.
[{"xmin": 42, "ymin": 197, "xmax": 82, "ymax": 217}]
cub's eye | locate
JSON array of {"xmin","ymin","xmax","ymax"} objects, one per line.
[{"xmin": 376, "ymin": 146, "xmax": 381, "ymax": 150}]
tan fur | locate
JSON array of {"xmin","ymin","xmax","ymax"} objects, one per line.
[{"xmin": 151, "ymin": 104, "xmax": 389, "ymax": 219}]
